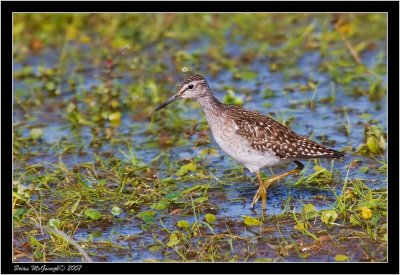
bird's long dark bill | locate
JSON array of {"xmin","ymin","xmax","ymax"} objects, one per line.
[{"xmin": 155, "ymin": 93, "xmax": 181, "ymax": 111}]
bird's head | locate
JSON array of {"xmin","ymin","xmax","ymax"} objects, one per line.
[{"xmin": 155, "ymin": 74, "xmax": 210, "ymax": 111}]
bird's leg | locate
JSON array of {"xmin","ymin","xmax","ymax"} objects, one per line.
[
  {"xmin": 251, "ymin": 161, "xmax": 304, "ymax": 209},
  {"xmin": 250, "ymin": 171, "xmax": 267, "ymax": 213},
  {"xmin": 251, "ymin": 188, "xmax": 262, "ymax": 210}
]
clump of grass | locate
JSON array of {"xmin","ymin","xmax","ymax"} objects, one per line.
[
  {"xmin": 294, "ymin": 161, "xmax": 335, "ymax": 187},
  {"xmin": 334, "ymin": 176, "xmax": 387, "ymax": 241}
]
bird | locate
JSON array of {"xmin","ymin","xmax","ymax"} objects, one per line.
[{"xmin": 155, "ymin": 74, "xmax": 343, "ymax": 213}]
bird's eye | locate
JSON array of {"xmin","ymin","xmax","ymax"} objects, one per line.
[{"xmin": 188, "ymin": 84, "xmax": 194, "ymax": 89}]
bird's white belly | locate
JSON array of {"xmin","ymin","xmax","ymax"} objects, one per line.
[{"xmin": 211, "ymin": 127, "xmax": 290, "ymax": 173}]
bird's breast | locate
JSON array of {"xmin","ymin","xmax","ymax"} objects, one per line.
[{"xmin": 205, "ymin": 116, "xmax": 287, "ymax": 172}]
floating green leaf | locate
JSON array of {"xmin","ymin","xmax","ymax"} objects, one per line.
[
  {"xmin": 167, "ymin": 232, "xmax": 180, "ymax": 247},
  {"xmin": 262, "ymin": 87, "xmax": 276, "ymax": 99},
  {"xmin": 193, "ymin": 196, "xmax": 208, "ymax": 203},
  {"xmin": 302, "ymin": 203, "xmax": 317, "ymax": 219},
  {"xmin": 136, "ymin": 210, "xmax": 156, "ymax": 224},
  {"xmin": 334, "ymin": 254, "xmax": 349, "ymax": 262},
  {"xmin": 358, "ymin": 113, "xmax": 372, "ymax": 120},
  {"xmin": 151, "ymin": 202, "xmax": 168, "ymax": 210},
  {"xmin": 359, "ymin": 165, "xmax": 369, "ymax": 173},
  {"xmin": 66, "ymin": 102, "xmax": 76, "ymax": 113},
  {"xmin": 84, "ymin": 208, "xmax": 102, "ymax": 220},
  {"xmin": 111, "ymin": 206, "xmax": 122, "ymax": 216},
  {"xmin": 177, "ymin": 220, "xmax": 190, "ymax": 229},
  {"xmin": 165, "ymin": 191, "xmax": 182, "ymax": 201},
  {"xmin": 242, "ymin": 215, "xmax": 262, "ymax": 226},
  {"xmin": 366, "ymin": 136, "xmax": 380, "ymax": 154},
  {"xmin": 29, "ymin": 128, "xmax": 44, "ymax": 140},
  {"xmin": 240, "ymin": 70, "xmax": 258, "ymax": 81},
  {"xmin": 321, "ymin": 209, "xmax": 338, "ymax": 225},
  {"xmin": 109, "ymin": 112, "xmax": 122, "ymax": 123},
  {"xmin": 136, "ymin": 210, "xmax": 156, "ymax": 219},
  {"xmin": 254, "ymin": 258, "xmax": 273, "ymax": 262},
  {"xmin": 148, "ymin": 245, "xmax": 163, "ymax": 253},
  {"xmin": 183, "ymin": 185, "xmax": 203, "ymax": 195},
  {"xmin": 176, "ymin": 163, "xmax": 197, "ymax": 176},
  {"xmin": 205, "ymin": 213, "xmax": 216, "ymax": 223},
  {"xmin": 45, "ymin": 81, "xmax": 56, "ymax": 91}
]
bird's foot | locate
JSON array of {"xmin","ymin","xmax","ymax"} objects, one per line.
[{"xmin": 250, "ymin": 179, "xmax": 273, "ymax": 208}]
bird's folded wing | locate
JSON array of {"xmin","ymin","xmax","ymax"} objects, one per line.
[{"xmin": 228, "ymin": 107, "xmax": 342, "ymax": 159}]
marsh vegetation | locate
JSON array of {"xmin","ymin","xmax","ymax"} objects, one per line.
[{"xmin": 13, "ymin": 13, "xmax": 387, "ymax": 262}]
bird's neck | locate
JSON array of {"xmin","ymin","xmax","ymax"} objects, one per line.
[
  {"xmin": 196, "ymin": 93, "xmax": 222, "ymax": 113},
  {"xmin": 197, "ymin": 93, "xmax": 225, "ymax": 132}
]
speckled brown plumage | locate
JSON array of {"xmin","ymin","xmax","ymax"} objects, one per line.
[{"xmin": 224, "ymin": 105, "xmax": 343, "ymax": 160}]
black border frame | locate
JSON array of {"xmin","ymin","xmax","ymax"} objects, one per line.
[{"xmin": 2, "ymin": 1, "xmax": 399, "ymax": 274}]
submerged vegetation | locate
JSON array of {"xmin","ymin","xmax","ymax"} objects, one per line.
[{"xmin": 13, "ymin": 13, "xmax": 387, "ymax": 262}]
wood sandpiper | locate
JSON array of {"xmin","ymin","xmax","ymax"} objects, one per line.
[{"xmin": 155, "ymin": 74, "xmax": 344, "ymax": 213}]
